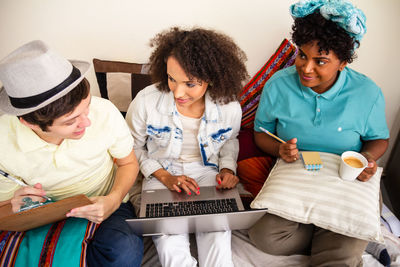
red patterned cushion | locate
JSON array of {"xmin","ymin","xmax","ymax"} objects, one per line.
[
  {"xmin": 237, "ymin": 39, "xmax": 296, "ymax": 197},
  {"xmin": 239, "ymin": 39, "xmax": 297, "ymax": 129},
  {"xmin": 237, "ymin": 128, "xmax": 276, "ymax": 197},
  {"xmin": 237, "ymin": 128, "xmax": 265, "ymax": 162},
  {"xmin": 237, "ymin": 156, "xmax": 275, "ymax": 197}
]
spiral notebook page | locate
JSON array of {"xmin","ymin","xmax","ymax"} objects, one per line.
[{"xmin": 300, "ymin": 151, "xmax": 323, "ymax": 171}]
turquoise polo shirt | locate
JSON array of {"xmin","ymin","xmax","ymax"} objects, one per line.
[{"xmin": 254, "ymin": 65, "xmax": 389, "ymax": 155}]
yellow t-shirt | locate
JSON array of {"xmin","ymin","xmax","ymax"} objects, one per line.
[{"xmin": 0, "ymin": 96, "xmax": 133, "ymax": 201}]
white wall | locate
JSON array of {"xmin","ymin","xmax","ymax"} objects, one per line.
[{"xmin": 1, "ymin": 0, "xmax": 399, "ymax": 167}]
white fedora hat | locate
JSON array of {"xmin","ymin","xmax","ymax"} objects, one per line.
[{"xmin": 0, "ymin": 40, "xmax": 90, "ymax": 115}]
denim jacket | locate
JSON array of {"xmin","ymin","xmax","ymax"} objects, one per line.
[{"xmin": 126, "ymin": 84, "xmax": 241, "ymax": 178}]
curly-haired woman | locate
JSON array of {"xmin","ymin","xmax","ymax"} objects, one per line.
[
  {"xmin": 126, "ymin": 27, "xmax": 248, "ymax": 266},
  {"xmin": 249, "ymin": 0, "xmax": 389, "ymax": 266}
]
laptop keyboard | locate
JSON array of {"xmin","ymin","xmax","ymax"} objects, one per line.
[{"xmin": 146, "ymin": 198, "xmax": 239, "ymax": 218}]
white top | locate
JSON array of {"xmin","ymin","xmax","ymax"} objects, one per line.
[{"xmin": 177, "ymin": 112, "xmax": 202, "ymax": 162}]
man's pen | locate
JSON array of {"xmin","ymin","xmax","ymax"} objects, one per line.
[{"xmin": 0, "ymin": 169, "xmax": 52, "ymax": 201}]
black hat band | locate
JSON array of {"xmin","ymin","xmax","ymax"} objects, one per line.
[{"xmin": 9, "ymin": 66, "xmax": 81, "ymax": 109}]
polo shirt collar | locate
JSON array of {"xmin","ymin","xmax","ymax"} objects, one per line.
[
  {"xmin": 300, "ymin": 68, "xmax": 347, "ymax": 100},
  {"xmin": 15, "ymin": 119, "xmax": 54, "ymax": 152}
]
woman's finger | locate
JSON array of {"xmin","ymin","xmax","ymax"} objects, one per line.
[
  {"xmin": 186, "ymin": 177, "xmax": 199, "ymax": 189},
  {"xmin": 172, "ymin": 184, "xmax": 181, "ymax": 193},
  {"xmin": 180, "ymin": 183, "xmax": 193, "ymax": 195}
]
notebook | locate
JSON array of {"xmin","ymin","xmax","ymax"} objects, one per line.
[
  {"xmin": 0, "ymin": 194, "xmax": 92, "ymax": 231},
  {"xmin": 300, "ymin": 151, "xmax": 323, "ymax": 171},
  {"xmin": 126, "ymin": 186, "xmax": 267, "ymax": 236}
]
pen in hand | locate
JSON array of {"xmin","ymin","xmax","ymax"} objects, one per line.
[
  {"xmin": 259, "ymin": 127, "xmax": 286, "ymax": 143},
  {"xmin": 259, "ymin": 126, "xmax": 300, "ymax": 162},
  {"xmin": 0, "ymin": 169, "xmax": 52, "ymax": 201}
]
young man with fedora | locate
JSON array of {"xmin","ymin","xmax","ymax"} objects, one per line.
[{"xmin": 0, "ymin": 40, "xmax": 143, "ymax": 266}]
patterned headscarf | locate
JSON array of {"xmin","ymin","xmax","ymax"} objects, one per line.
[{"xmin": 290, "ymin": 0, "xmax": 366, "ymax": 46}]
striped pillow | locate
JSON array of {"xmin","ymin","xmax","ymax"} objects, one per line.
[{"xmin": 250, "ymin": 152, "xmax": 383, "ymax": 242}]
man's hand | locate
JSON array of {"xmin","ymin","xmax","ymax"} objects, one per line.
[
  {"xmin": 10, "ymin": 183, "xmax": 47, "ymax": 213},
  {"xmin": 66, "ymin": 194, "xmax": 120, "ymax": 224}
]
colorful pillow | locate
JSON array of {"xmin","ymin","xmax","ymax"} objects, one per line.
[
  {"xmin": 0, "ymin": 218, "xmax": 98, "ymax": 267},
  {"xmin": 237, "ymin": 127, "xmax": 267, "ymax": 162},
  {"xmin": 239, "ymin": 39, "xmax": 297, "ymax": 129},
  {"xmin": 237, "ymin": 156, "xmax": 275, "ymax": 197},
  {"xmin": 251, "ymin": 152, "xmax": 383, "ymax": 243},
  {"xmin": 237, "ymin": 128, "xmax": 275, "ymax": 197},
  {"xmin": 236, "ymin": 40, "xmax": 296, "ymax": 196}
]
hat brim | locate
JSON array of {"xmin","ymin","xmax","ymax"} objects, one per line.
[{"xmin": 0, "ymin": 59, "xmax": 90, "ymax": 116}]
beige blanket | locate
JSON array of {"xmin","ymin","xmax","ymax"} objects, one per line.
[{"xmin": 141, "ymin": 225, "xmax": 400, "ymax": 266}]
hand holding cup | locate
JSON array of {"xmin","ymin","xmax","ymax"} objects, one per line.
[{"xmin": 339, "ymin": 151, "xmax": 368, "ymax": 181}]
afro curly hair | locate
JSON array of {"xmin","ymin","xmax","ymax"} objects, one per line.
[{"xmin": 148, "ymin": 27, "xmax": 249, "ymax": 104}]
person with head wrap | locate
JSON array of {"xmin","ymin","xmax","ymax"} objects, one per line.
[{"xmin": 249, "ymin": 0, "xmax": 389, "ymax": 266}]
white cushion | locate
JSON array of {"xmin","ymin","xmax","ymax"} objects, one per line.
[
  {"xmin": 250, "ymin": 152, "xmax": 383, "ymax": 242},
  {"xmin": 107, "ymin": 72, "xmax": 131, "ymax": 112}
]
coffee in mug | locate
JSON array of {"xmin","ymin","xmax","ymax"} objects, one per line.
[{"xmin": 343, "ymin": 156, "xmax": 364, "ymax": 168}]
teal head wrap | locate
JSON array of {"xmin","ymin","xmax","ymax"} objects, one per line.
[{"xmin": 290, "ymin": 0, "xmax": 366, "ymax": 47}]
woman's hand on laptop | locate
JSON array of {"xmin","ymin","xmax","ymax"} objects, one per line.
[
  {"xmin": 155, "ymin": 169, "xmax": 199, "ymax": 195},
  {"xmin": 172, "ymin": 175, "xmax": 199, "ymax": 195},
  {"xmin": 216, "ymin": 169, "xmax": 239, "ymax": 190}
]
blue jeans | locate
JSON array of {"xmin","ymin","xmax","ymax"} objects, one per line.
[{"xmin": 86, "ymin": 202, "xmax": 143, "ymax": 267}]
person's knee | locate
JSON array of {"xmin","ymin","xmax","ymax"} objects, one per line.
[
  {"xmin": 311, "ymin": 250, "xmax": 364, "ymax": 267},
  {"xmin": 310, "ymin": 230, "xmax": 367, "ymax": 267},
  {"xmin": 248, "ymin": 214, "xmax": 313, "ymax": 255},
  {"xmin": 112, "ymin": 230, "xmax": 143, "ymax": 258},
  {"xmin": 248, "ymin": 222, "xmax": 274, "ymax": 254},
  {"xmin": 88, "ymin": 229, "xmax": 143, "ymax": 267},
  {"xmin": 154, "ymin": 234, "xmax": 196, "ymax": 266},
  {"xmin": 197, "ymin": 231, "xmax": 233, "ymax": 267}
]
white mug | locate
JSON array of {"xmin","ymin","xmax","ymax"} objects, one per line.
[{"xmin": 339, "ymin": 151, "xmax": 368, "ymax": 181}]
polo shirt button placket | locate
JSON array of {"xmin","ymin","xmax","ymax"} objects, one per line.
[{"xmin": 314, "ymin": 95, "xmax": 322, "ymax": 126}]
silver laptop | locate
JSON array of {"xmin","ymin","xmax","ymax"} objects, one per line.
[{"xmin": 126, "ymin": 186, "xmax": 267, "ymax": 236}]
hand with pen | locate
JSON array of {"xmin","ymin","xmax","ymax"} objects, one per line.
[
  {"xmin": 278, "ymin": 138, "xmax": 300, "ymax": 163},
  {"xmin": 10, "ymin": 183, "xmax": 49, "ymax": 213},
  {"xmin": 258, "ymin": 127, "xmax": 299, "ymax": 163}
]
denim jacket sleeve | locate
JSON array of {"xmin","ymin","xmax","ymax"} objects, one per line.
[
  {"xmin": 126, "ymin": 88, "xmax": 163, "ymax": 178},
  {"xmin": 218, "ymin": 101, "xmax": 241, "ymax": 174}
]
